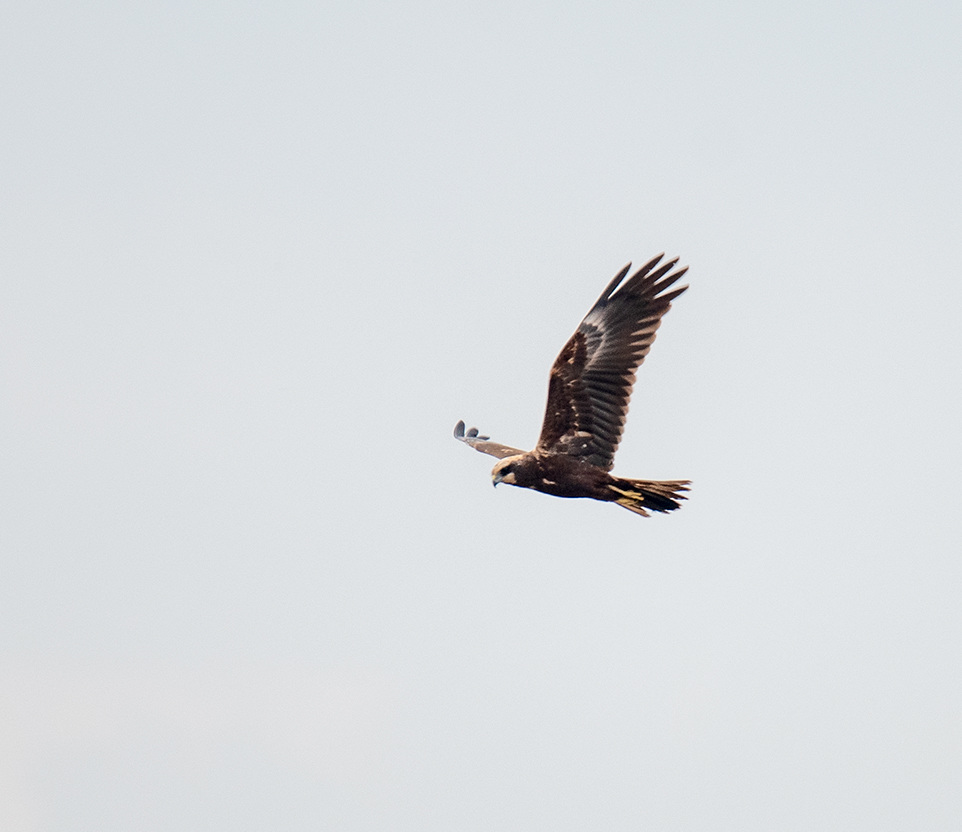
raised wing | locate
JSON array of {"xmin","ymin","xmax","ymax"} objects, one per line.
[
  {"xmin": 535, "ymin": 254, "xmax": 688, "ymax": 471},
  {"xmin": 453, "ymin": 420, "xmax": 524, "ymax": 460}
]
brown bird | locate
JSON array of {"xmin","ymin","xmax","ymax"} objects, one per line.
[{"xmin": 455, "ymin": 253, "xmax": 690, "ymax": 516}]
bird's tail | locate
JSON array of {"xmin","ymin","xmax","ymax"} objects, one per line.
[{"xmin": 607, "ymin": 477, "xmax": 691, "ymax": 517}]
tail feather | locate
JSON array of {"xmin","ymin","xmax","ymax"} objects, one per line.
[{"xmin": 607, "ymin": 478, "xmax": 690, "ymax": 517}]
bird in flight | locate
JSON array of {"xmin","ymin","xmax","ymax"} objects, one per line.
[{"xmin": 455, "ymin": 253, "xmax": 690, "ymax": 516}]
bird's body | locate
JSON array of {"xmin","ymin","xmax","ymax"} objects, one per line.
[
  {"xmin": 486, "ymin": 451, "xmax": 690, "ymax": 516},
  {"xmin": 455, "ymin": 253, "xmax": 690, "ymax": 517},
  {"xmin": 491, "ymin": 451, "xmax": 610, "ymax": 497}
]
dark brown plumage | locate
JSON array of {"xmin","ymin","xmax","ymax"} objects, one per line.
[{"xmin": 454, "ymin": 253, "xmax": 690, "ymax": 516}]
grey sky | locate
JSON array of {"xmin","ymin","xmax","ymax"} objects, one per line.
[{"xmin": 2, "ymin": 1, "xmax": 961, "ymax": 829}]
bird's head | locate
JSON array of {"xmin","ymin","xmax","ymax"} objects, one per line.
[{"xmin": 491, "ymin": 455, "xmax": 526, "ymax": 487}]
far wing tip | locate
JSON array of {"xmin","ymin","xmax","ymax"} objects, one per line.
[{"xmin": 454, "ymin": 420, "xmax": 491, "ymax": 443}]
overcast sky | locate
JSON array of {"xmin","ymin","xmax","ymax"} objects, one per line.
[{"xmin": 2, "ymin": 1, "xmax": 961, "ymax": 830}]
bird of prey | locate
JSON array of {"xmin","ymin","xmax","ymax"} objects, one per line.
[{"xmin": 455, "ymin": 253, "xmax": 690, "ymax": 516}]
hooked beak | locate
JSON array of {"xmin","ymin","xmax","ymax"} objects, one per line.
[{"xmin": 491, "ymin": 462, "xmax": 516, "ymax": 488}]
